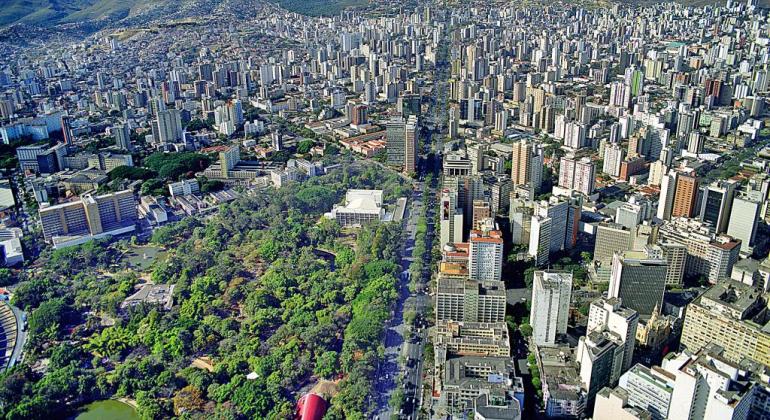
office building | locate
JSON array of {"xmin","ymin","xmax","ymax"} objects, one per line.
[
  {"xmin": 404, "ymin": 115, "xmax": 418, "ymax": 174},
  {"xmin": 608, "ymin": 248, "xmax": 668, "ymax": 316},
  {"xmin": 471, "ymin": 200, "xmax": 491, "ymax": 230},
  {"xmin": 38, "ymin": 190, "xmax": 137, "ymax": 248},
  {"xmin": 439, "ymin": 356, "xmax": 524, "ymax": 416},
  {"xmin": 660, "ymin": 241, "xmax": 687, "ymax": 286},
  {"xmin": 433, "ymin": 320, "xmax": 510, "ymax": 358},
  {"xmin": 727, "ymin": 192, "xmax": 762, "ymax": 255},
  {"xmin": 681, "ymin": 280, "xmax": 770, "ymax": 368},
  {"xmin": 435, "ymin": 277, "xmax": 506, "ymax": 323},
  {"xmin": 587, "ymin": 297, "xmax": 639, "ymax": 376},
  {"xmin": 468, "ymin": 229, "xmax": 504, "ymax": 282},
  {"xmin": 528, "ymin": 215, "xmax": 552, "ymax": 267},
  {"xmin": 699, "ymin": 180, "xmax": 738, "ymax": 233},
  {"xmin": 440, "ymin": 189, "xmax": 464, "ymax": 248},
  {"xmin": 61, "ymin": 115, "xmax": 75, "ymax": 145},
  {"xmin": 386, "ymin": 117, "xmax": 405, "ymax": 166},
  {"xmin": 530, "ymin": 271, "xmax": 573, "ymax": 346},
  {"xmin": 595, "ymin": 343, "xmax": 770, "ymax": 420},
  {"xmin": 671, "ymin": 173, "xmax": 698, "ymax": 218},
  {"xmin": 577, "ymin": 331, "xmax": 627, "ymax": 408},
  {"xmin": 659, "ymin": 218, "xmax": 742, "ymax": 284}
]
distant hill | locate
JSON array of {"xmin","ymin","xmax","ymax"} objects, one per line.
[
  {"xmin": 0, "ymin": 0, "xmax": 143, "ymax": 27},
  {"xmin": 275, "ymin": 0, "xmax": 368, "ymax": 16},
  {"xmin": 0, "ymin": 0, "xmax": 371, "ymax": 29}
]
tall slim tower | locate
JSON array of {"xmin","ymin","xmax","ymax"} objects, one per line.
[
  {"xmin": 530, "ymin": 271, "xmax": 573, "ymax": 346},
  {"xmin": 61, "ymin": 115, "xmax": 75, "ymax": 145}
]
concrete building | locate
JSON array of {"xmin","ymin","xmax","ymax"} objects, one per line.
[
  {"xmin": 38, "ymin": 190, "xmax": 137, "ymax": 248},
  {"xmin": 536, "ymin": 345, "xmax": 587, "ymax": 418},
  {"xmin": 587, "ymin": 297, "xmax": 639, "ymax": 377},
  {"xmin": 326, "ymin": 189, "xmax": 385, "ymax": 227},
  {"xmin": 433, "ymin": 320, "xmax": 510, "ymax": 358},
  {"xmin": 671, "ymin": 173, "xmax": 698, "ymax": 218},
  {"xmin": 440, "ymin": 189, "xmax": 465, "ymax": 248},
  {"xmin": 680, "ymin": 280, "xmax": 770, "ymax": 368},
  {"xmin": 659, "ymin": 218, "xmax": 742, "ymax": 284},
  {"xmin": 168, "ymin": 179, "xmax": 200, "ymax": 197},
  {"xmin": 608, "ymin": 248, "xmax": 668, "ymax": 316},
  {"xmin": 435, "ymin": 277, "xmax": 506, "ymax": 323},
  {"xmin": 727, "ymin": 192, "xmax": 762, "ymax": 255},
  {"xmin": 530, "ymin": 271, "xmax": 573, "ymax": 347},
  {"xmin": 468, "ymin": 229, "xmax": 504, "ymax": 282},
  {"xmin": 558, "ymin": 156, "xmax": 595, "ymax": 195},
  {"xmin": 699, "ymin": 180, "xmax": 738, "ymax": 233}
]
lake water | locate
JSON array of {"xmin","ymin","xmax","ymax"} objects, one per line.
[{"xmin": 76, "ymin": 400, "xmax": 139, "ymax": 420}]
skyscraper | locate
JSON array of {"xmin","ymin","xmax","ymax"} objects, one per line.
[
  {"xmin": 468, "ymin": 229, "xmax": 504, "ymax": 282},
  {"xmin": 727, "ymin": 192, "xmax": 762, "ymax": 255},
  {"xmin": 113, "ymin": 123, "xmax": 132, "ymax": 151},
  {"xmin": 699, "ymin": 180, "xmax": 738, "ymax": 233},
  {"xmin": 608, "ymin": 248, "xmax": 668, "ymax": 316},
  {"xmin": 404, "ymin": 115, "xmax": 418, "ymax": 174},
  {"xmin": 671, "ymin": 173, "xmax": 698, "ymax": 218},
  {"xmin": 440, "ymin": 190, "xmax": 464, "ymax": 248},
  {"xmin": 386, "ymin": 117, "xmax": 405, "ymax": 166},
  {"xmin": 154, "ymin": 109, "xmax": 183, "ymax": 144},
  {"xmin": 530, "ymin": 271, "xmax": 573, "ymax": 346},
  {"xmin": 559, "ymin": 156, "xmax": 595, "ymax": 195},
  {"xmin": 511, "ymin": 139, "xmax": 543, "ymax": 193},
  {"xmin": 61, "ymin": 115, "xmax": 75, "ymax": 145}
]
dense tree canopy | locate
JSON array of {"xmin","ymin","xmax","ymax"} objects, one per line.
[{"xmin": 1, "ymin": 162, "xmax": 410, "ymax": 419}]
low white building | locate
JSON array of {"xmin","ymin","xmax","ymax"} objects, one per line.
[{"xmin": 326, "ymin": 189, "xmax": 385, "ymax": 227}]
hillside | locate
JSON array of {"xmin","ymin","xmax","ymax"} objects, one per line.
[
  {"xmin": 0, "ymin": 0, "xmax": 371, "ymax": 29},
  {"xmin": 0, "ymin": 0, "xmax": 140, "ymax": 27}
]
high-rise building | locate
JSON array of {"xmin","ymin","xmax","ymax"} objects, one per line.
[
  {"xmin": 404, "ymin": 115, "xmax": 418, "ymax": 174},
  {"xmin": 671, "ymin": 173, "xmax": 698, "ymax": 218},
  {"xmin": 593, "ymin": 223, "xmax": 635, "ymax": 279},
  {"xmin": 440, "ymin": 190, "xmax": 464, "ymax": 248},
  {"xmin": 608, "ymin": 248, "xmax": 668, "ymax": 316},
  {"xmin": 596, "ymin": 344, "xmax": 770, "ymax": 420},
  {"xmin": 529, "ymin": 215, "xmax": 552, "ymax": 267},
  {"xmin": 350, "ymin": 104, "xmax": 368, "ymax": 126},
  {"xmin": 559, "ymin": 156, "xmax": 595, "ymax": 195},
  {"xmin": 113, "ymin": 123, "xmax": 132, "ymax": 151},
  {"xmin": 61, "ymin": 115, "xmax": 75, "ymax": 145},
  {"xmin": 699, "ymin": 180, "xmax": 738, "ymax": 233},
  {"xmin": 727, "ymin": 192, "xmax": 762, "ymax": 255},
  {"xmin": 659, "ymin": 218, "xmax": 741, "ymax": 284},
  {"xmin": 471, "ymin": 200, "xmax": 492, "ymax": 230},
  {"xmin": 39, "ymin": 190, "xmax": 137, "ymax": 247},
  {"xmin": 530, "ymin": 271, "xmax": 573, "ymax": 346},
  {"xmin": 577, "ymin": 331, "xmax": 627, "ymax": 408},
  {"xmin": 386, "ymin": 117, "xmax": 405, "ymax": 166},
  {"xmin": 586, "ymin": 297, "xmax": 639, "ymax": 377},
  {"xmin": 154, "ymin": 109, "xmax": 183, "ymax": 144},
  {"xmin": 660, "ymin": 242, "xmax": 687, "ymax": 286},
  {"xmin": 603, "ymin": 143, "xmax": 625, "ymax": 177},
  {"xmin": 468, "ymin": 229, "xmax": 504, "ymax": 282},
  {"xmin": 435, "ymin": 277, "xmax": 506, "ymax": 323},
  {"xmin": 511, "ymin": 139, "xmax": 543, "ymax": 193},
  {"xmin": 386, "ymin": 116, "xmax": 418, "ymax": 173},
  {"xmin": 656, "ymin": 170, "xmax": 678, "ymax": 221}
]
